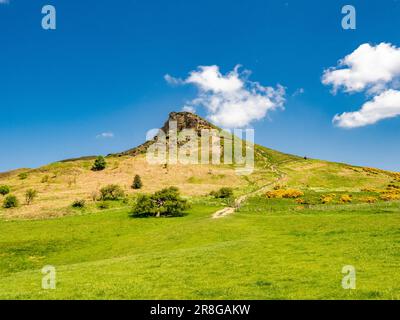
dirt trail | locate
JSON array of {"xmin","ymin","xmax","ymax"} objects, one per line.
[{"xmin": 212, "ymin": 164, "xmax": 287, "ymax": 219}]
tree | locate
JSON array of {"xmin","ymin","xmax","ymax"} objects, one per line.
[
  {"xmin": 3, "ymin": 195, "xmax": 19, "ymax": 208},
  {"xmin": 132, "ymin": 175, "xmax": 143, "ymax": 189},
  {"xmin": 72, "ymin": 199, "xmax": 86, "ymax": 208},
  {"xmin": 210, "ymin": 187, "xmax": 233, "ymax": 199},
  {"xmin": 131, "ymin": 187, "xmax": 189, "ymax": 218},
  {"xmin": 99, "ymin": 184, "xmax": 125, "ymax": 201},
  {"xmin": 25, "ymin": 189, "xmax": 38, "ymax": 205},
  {"xmin": 91, "ymin": 156, "xmax": 106, "ymax": 171},
  {"xmin": 0, "ymin": 185, "xmax": 10, "ymax": 196}
]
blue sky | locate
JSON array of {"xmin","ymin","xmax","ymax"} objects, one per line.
[{"xmin": 1, "ymin": 0, "xmax": 400, "ymax": 172}]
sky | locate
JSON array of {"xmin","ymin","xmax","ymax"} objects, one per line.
[{"xmin": 1, "ymin": 0, "xmax": 400, "ymax": 172}]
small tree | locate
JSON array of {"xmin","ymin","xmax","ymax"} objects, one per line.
[
  {"xmin": 0, "ymin": 185, "xmax": 10, "ymax": 196},
  {"xmin": 91, "ymin": 156, "xmax": 106, "ymax": 171},
  {"xmin": 131, "ymin": 187, "xmax": 189, "ymax": 218},
  {"xmin": 25, "ymin": 189, "xmax": 38, "ymax": 205},
  {"xmin": 132, "ymin": 175, "xmax": 143, "ymax": 189},
  {"xmin": 131, "ymin": 194, "xmax": 153, "ymax": 218},
  {"xmin": 72, "ymin": 199, "xmax": 86, "ymax": 208},
  {"xmin": 210, "ymin": 187, "xmax": 233, "ymax": 199},
  {"xmin": 3, "ymin": 195, "xmax": 19, "ymax": 208},
  {"xmin": 99, "ymin": 184, "xmax": 125, "ymax": 201}
]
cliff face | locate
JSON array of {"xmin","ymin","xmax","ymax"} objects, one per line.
[
  {"xmin": 160, "ymin": 112, "xmax": 217, "ymax": 136},
  {"xmin": 116, "ymin": 112, "xmax": 217, "ymax": 157}
]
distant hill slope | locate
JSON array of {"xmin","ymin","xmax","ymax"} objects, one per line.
[{"xmin": 0, "ymin": 112, "xmax": 398, "ymax": 219}]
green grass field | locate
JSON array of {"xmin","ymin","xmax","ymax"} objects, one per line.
[{"xmin": 1, "ymin": 196, "xmax": 399, "ymax": 300}]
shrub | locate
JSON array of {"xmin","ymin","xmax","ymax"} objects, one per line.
[
  {"xmin": 362, "ymin": 196, "xmax": 377, "ymax": 203},
  {"xmin": 340, "ymin": 194, "xmax": 352, "ymax": 203},
  {"xmin": 131, "ymin": 187, "xmax": 189, "ymax": 218},
  {"xmin": 321, "ymin": 196, "xmax": 332, "ymax": 204},
  {"xmin": 266, "ymin": 189, "xmax": 304, "ymax": 199},
  {"xmin": 380, "ymin": 193, "xmax": 400, "ymax": 201},
  {"xmin": 210, "ymin": 187, "xmax": 233, "ymax": 199},
  {"xmin": 18, "ymin": 172, "xmax": 28, "ymax": 180},
  {"xmin": 131, "ymin": 194, "xmax": 153, "ymax": 218},
  {"xmin": 0, "ymin": 185, "xmax": 10, "ymax": 196},
  {"xmin": 25, "ymin": 189, "xmax": 38, "ymax": 205},
  {"xmin": 91, "ymin": 156, "xmax": 106, "ymax": 171},
  {"xmin": 41, "ymin": 175, "xmax": 49, "ymax": 183},
  {"xmin": 320, "ymin": 194, "xmax": 336, "ymax": 204},
  {"xmin": 99, "ymin": 184, "xmax": 125, "ymax": 201},
  {"xmin": 132, "ymin": 175, "xmax": 143, "ymax": 189},
  {"xmin": 3, "ymin": 195, "xmax": 18, "ymax": 208},
  {"xmin": 72, "ymin": 199, "xmax": 86, "ymax": 208}
]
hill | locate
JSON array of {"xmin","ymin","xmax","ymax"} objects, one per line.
[
  {"xmin": 1, "ymin": 112, "xmax": 400, "ymax": 300},
  {"xmin": 0, "ymin": 111, "xmax": 398, "ymax": 219}
]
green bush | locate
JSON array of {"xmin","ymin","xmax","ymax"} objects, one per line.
[
  {"xmin": 91, "ymin": 156, "xmax": 107, "ymax": 171},
  {"xmin": 25, "ymin": 189, "xmax": 38, "ymax": 205},
  {"xmin": 99, "ymin": 184, "xmax": 125, "ymax": 201},
  {"xmin": 3, "ymin": 195, "xmax": 19, "ymax": 208},
  {"xmin": 210, "ymin": 187, "xmax": 233, "ymax": 199},
  {"xmin": 72, "ymin": 199, "xmax": 86, "ymax": 208},
  {"xmin": 18, "ymin": 172, "xmax": 28, "ymax": 180},
  {"xmin": 131, "ymin": 187, "xmax": 189, "ymax": 218},
  {"xmin": 0, "ymin": 185, "xmax": 10, "ymax": 196},
  {"xmin": 131, "ymin": 174, "xmax": 143, "ymax": 189}
]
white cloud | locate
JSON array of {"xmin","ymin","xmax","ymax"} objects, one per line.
[
  {"xmin": 164, "ymin": 74, "xmax": 183, "ymax": 86},
  {"xmin": 165, "ymin": 65, "xmax": 286, "ymax": 128},
  {"xmin": 333, "ymin": 89, "xmax": 400, "ymax": 128},
  {"xmin": 292, "ymin": 88, "xmax": 304, "ymax": 97},
  {"xmin": 96, "ymin": 132, "xmax": 114, "ymax": 139},
  {"xmin": 182, "ymin": 105, "xmax": 196, "ymax": 113},
  {"xmin": 186, "ymin": 65, "xmax": 243, "ymax": 93},
  {"xmin": 323, "ymin": 42, "xmax": 400, "ymax": 128},
  {"xmin": 323, "ymin": 43, "xmax": 400, "ymax": 94}
]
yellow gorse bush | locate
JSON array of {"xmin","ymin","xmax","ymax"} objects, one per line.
[
  {"xmin": 265, "ymin": 189, "xmax": 304, "ymax": 199},
  {"xmin": 380, "ymin": 193, "xmax": 400, "ymax": 201},
  {"xmin": 340, "ymin": 194, "xmax": 352, "ymax": 203},
  {"xmin": 321, "ymin": 195, "xmax": 334, "ymax": 204},
  {"xmin": 361, "ymin": 196, "xmax": 377, "ymax": 203},
  {"xmin": 320, "ymin": 193, "xmax": 336, "ymax": 204},
  {"xmin": 379, "ymin": 186, "xmax": 400, "ymax": 201}
]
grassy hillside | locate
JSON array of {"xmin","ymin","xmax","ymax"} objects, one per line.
[
  {"xmin": 0, "ymin": 155, "xmax": 246, "ymax": 219},
  {"xmin": 0, "ymin": 196, "xmax": 399, "ymax": 299},
  {"xmin": 0, "ymin": 112, "xmax": 399, "ymax": 299},
  {"xmin": 0, "ymin": 146, "xmax": 398, "ymax": 219}
]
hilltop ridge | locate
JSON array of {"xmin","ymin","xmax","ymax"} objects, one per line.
[{"xmin": 116, "ymin": 112, "xmax": 218, "ymax": 157}]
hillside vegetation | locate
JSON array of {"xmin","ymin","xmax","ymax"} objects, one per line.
[
  {"xmin": 0, "ymin": 145, "xmax": 397, "ymax": 219},
  {"xmin": 0, "ymin": 112, "xmax": 399, "ymax": 299}
]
